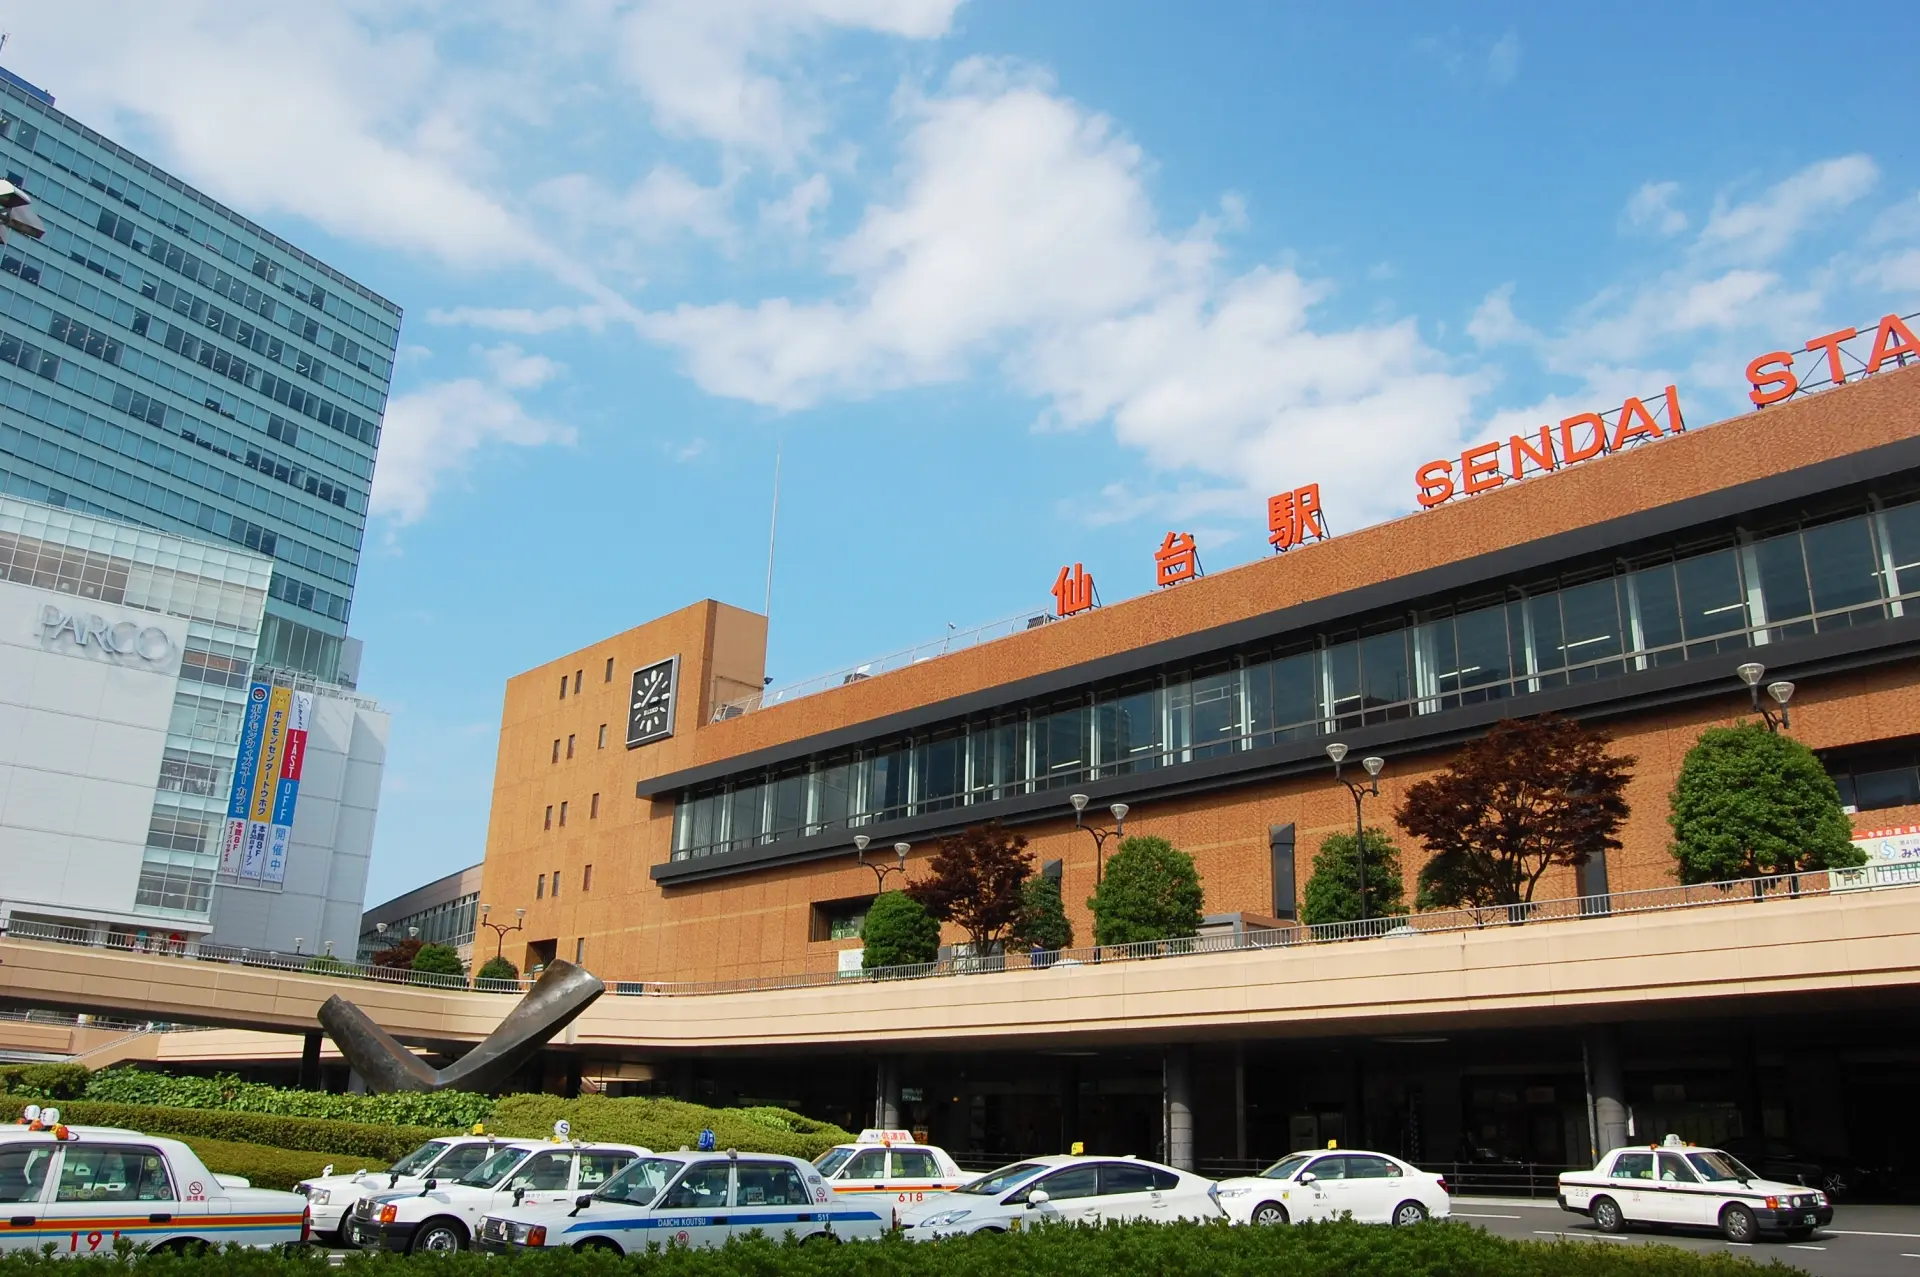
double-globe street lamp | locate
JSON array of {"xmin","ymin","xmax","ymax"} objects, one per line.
[
  {"xmin": 478, "ymin": 903, "xmax": 527, "ymax": 963},
  {"xmin": 854, "ymin": 835, "xmax": 910, "ymax": 893},
  {"xmin": 1325, "ymin": 743, "xmax": 1386, "ymax": 922},
  {"xmin": 1069, "ymin": 793, "xmax": 1130, "ymax": 886},
  {"xmin": 1735, "ymin": 661, "xmax": 1796, "ymax": 733}
]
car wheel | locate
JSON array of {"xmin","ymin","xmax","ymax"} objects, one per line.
[
  {"xmin": 331, "ymin": 1218, "xmax": 354, "ymax": 1247},
  {"xmin": 802, "ymin": 1231, "xmax": 840, "ymax": 1246},
  {"xmin": 1720, "ymin": 1203, "xmax": 1758, "ymax": 1244},
  {"xmin": 1250, "ymin": 1201, "xmax": 1289, "ymax": 1226},
  {"xmin": 411, "ymin": 1219, "xmax": 469, "ymax": 1254},
  {"xmin": 1590, "ymin": 1196, "xmax": 1625, "ymax": 1234},
  {"xmin": 1821, "ymin": 1171, "xmax": 1847, "ymax": 1199},
  {"xmin": 574, "ymin": 1239, "xmax": 622, "ymax": 1253},
  {"xmin": 1392, "ymin": 1201, "xmax": 1428, "ymax": 1227}
]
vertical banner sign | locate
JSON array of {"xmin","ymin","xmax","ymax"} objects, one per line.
[
  {"xmin": 239, "ymin": 687, "xmax": 292, "ymax": 880},
  {"xmin": 263, "ymin": 691, "xmax": 312, "ymax": 885},
  {"xmin": 221, "ymin": 683, "xmax": 272, "ymax": 876}
]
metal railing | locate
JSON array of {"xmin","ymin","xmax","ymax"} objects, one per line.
[
  {"xmin": 6, "ymin": 864, "xmax": 1912, "ymax": 1006},
  {"xmin": 712, "ymin": 603, "xmax": 1065, "ymax": 720}
]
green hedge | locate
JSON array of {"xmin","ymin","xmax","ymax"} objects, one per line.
[
  {"xmin": 79, "ymin": 1069, "xmax": 491, "ymax": 1127},
  {"xmin": 486, "ymin": 1095, "xmax": 852, "ymax": 1161},
  {"xmin": 0, "ymin": 1220, "xmax": 1803, "ymax": 1274},
  {"xmin": 171, "ymin": 1136, "xmax": 389, "ymax": 1192},
  {"xmin": 43, "ymin": 1100, "xmax": 440, "ymax": 1163}
]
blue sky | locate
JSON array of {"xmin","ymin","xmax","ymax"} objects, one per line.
[{"xmin": 10, "ymin": 1, "xmax": 1918, "ymax": 902}]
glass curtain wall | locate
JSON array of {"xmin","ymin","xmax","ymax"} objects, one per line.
[{"xmin": 670, "ymin": 498, "xmax": 1920, "ymax": 861}]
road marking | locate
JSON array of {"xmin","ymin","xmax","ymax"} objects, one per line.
[
  {"xmin": 1834, "ymin": 1230, "xmax": 1920, "ymax": 1239},
  {"xmin": 1725, "ymin": 1242, "xmax": 1752, "ymax": 1247},
  {"xmin": 1454, "ymin": 1212, "xmax": 1522, "ymax": 1219},
  {"xmin": 1531, "ymin": 1230, "xmax": 1627, "ymax": 1242},
  {"xmin": 1788, "ymin": 1244, "xmax": 1827, "ymax": 1251},
  {"xmin": 1900, "ymin": 1254, "xmax": 1920, "ymax": 1260}
]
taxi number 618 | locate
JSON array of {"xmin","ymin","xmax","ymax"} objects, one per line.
[
  {"xmin": 895, "ymin": 1191, "xmax": 925, "ymax": 1204},
  {"xmin": 70, "ymin": 1231, "xmax": 119, "ymax": 1251}
]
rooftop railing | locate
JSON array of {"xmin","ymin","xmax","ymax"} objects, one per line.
[{"xmin": 3, "ymin": 863, "xmax": 1915, "ymax": 1011}]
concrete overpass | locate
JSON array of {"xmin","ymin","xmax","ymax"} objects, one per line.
[{"xmin": 5, "ymin": 873, "xmax": 1919, "ymax": 1063}]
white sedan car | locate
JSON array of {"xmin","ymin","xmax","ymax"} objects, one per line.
[
  {"xmin": 479, "ymin": 1150, "xmax": 886, "ymax": 1252},
  {"xmin": 1558, "ymin": 1138, "xmax": 1833, "ymax": 1243},
  {"xmin": 1215, "ymin": 1148, "xmax": 1449, "ymax": 1227},
  {"xmin": 302, "ymin": 1134, "xmax": 507, "ymax": 1245},
  {"xmin": 368, "ymin": 1138, "xmax": 645, "ymax": 1253},
  {"xmin": 0, "ymin": 1123, "xmax": 308, "ymax": 1256},
  {"xmin": 812, "ymin": 1130, "xmax": 966, "ymax": 1210},
  {"xmin": 898, "ymin": 1155, "xmax": 1222, "ymax": 1238}
]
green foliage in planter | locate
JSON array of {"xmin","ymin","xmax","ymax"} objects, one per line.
[
  {"xmin": 0, "ymin": 1062, "xmax": 89, "ymax": 1099},
  {"xmin": 1301, "ymin": 827, "xmax": 1408, "ymax": 925},
  {"xmin": 80, "ymin": 1068, "xmax": 492, "ymax": 1126},
  {"xmin": 410, "ymin": 943, "xmax": 466, "ymax": 977},
  {"xmin": 172, "ymin": 1136, "xmax": 388, "ymax": 1192},
  {"xmin": 475, "ymin": 955, "xmax": 519, "ymax": 984},
  {"xmin": 37, "ymin": 1100, "xmax": 438, "ymax": 1162},
  {"xmin": 859, "ymin": 890, "xmax": 940, "ymax": 969},
  {"xmin": 485, "ymin": 1094, "xmax": 852, "ymax": 1161},
  {"xmin": 1669, "ymin": 722, "xmax": 1864, "ymax": 882},
  {"xmin": 1088, "ymin": 835, "xmax": 1203, "ymax": 945}
]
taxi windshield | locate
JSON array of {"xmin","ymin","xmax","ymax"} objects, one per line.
[
  {"xmin": 955, "ymin": 1163, "xmax": 1047, "ymax": 1196},
  {"xmin": 593, "ymin": 1158, "xmax": 684, "ymax": 1206},
  {"xmin": 1686, "ymin": 1151, "xmax": 1757, "ymax": 1183},
  {"xmin": 813, "ymin": 1148, "xmax": 856, "ymax": 1177},
  {"xmin": 456, "ymin": 1148, "xmax": 528, "ymax": 1188},
  {"xmin": 388, "ymin": 1142, "xmax": 451, "ymax": 1177},
  {"xmin": 1261, "ymin": 1154, "xmax": 1312, "ymax": 1180}
]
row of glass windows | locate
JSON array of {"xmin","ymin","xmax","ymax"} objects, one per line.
[
  {"xmin": 672, "ymin": 494, "xmax": 1920, "ymax": 860},
  {"xmin": 4, "ymin": 249, "xmax": 377, "ymax": 482},
  {"xmin": 0, "ymin": 106, "xmax": 401, "ymax": 345}
]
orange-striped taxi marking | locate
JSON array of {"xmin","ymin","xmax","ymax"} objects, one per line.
[{"xmin": 1, "ymin": 1212, "xmax": 305, "ymax": 1251}]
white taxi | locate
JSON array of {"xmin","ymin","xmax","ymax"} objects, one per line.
[
  {"xmin": 0, "ymin": 1111, "xmax": 309, "ymax": 1255},
  {"xmin": 305, "ymin": 1131, "xmax": 508, "ymax": 1245},
  {"xmin": 366, "ymin": 1126, "xmax": 645, "ymax": 1254},
  {"xmin": 477, "ymin": 1149, "xmax": 886, "ymax": 1253},
  {"xmin": 811, "ymin": 1130, "xmax": 965, "ymax": 1212},
  {"xmin": 1216, "ymin": 1146, "xmax": 1450, "ymax": 1227},
  {"xmin": 1558, "ymin": 1135, "xmax": 1834, "ymax": 1243},
  {"xmin": 898, "ymin": 1154, "xmax": 1223, "ymax": 1238}
]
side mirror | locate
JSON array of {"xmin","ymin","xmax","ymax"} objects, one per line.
[
  {"xmin": 420, "ymin": 1179, "xmax": 437, "ymax": 1195},
  {"xmin": 1026, "ymin": 1190, "xmax": 1050, "ymax": 1209},
  {"xmin": 569, "ymin": 1193, "xmax": 591, "ymax": 1216},
  {"xmin": 1297, "ymin": 1172, "xmax": 1316, "ymax": 1186},
  {"xmin": 512, "ymin": 1187, "xmax": 526, "ymax": 1206}
]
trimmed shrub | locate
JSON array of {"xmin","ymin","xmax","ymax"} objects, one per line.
[
  {"xmin": 475, "ymin": 955, "xmax": 519, "ymax": 984},
  {"xmin": 1670, "ymin": 722, "xmax": 1864, "ymax": 881},
  {"xmin": 411, "ymin": 943, "xmax": 465, "ymax": 977},
  {"xmin": 39, "ymin": 1100, "xmax": 439, "ymax": 1162},
  {"xmin": 1301, "ymin": 827, "xmax": 1408, "ymax": 925},
  {"xmin": 78, "ymin": 1068, "xmax": 492, "ymax": 1127},
  {"xmin": 174, "ymin": 1136, "xmax": 388, "ymax": 1192},
  {"xmin": 486, "ymin": 1094, "xmax": 851, "ymax": 1161},
  {"xmin": 1010, "ymin": 873, "xmax": 1074, "ymax": 951},
  {"xmin": 860, "ymin": 891, "xmax": 940, "ymax": 969},
  {"xmin": 1088, "ymin": 835, "xmax": 1203, "ymax": 945},
  {"xmin": 0, "ymin": 1063, "xmax": 89, "ymax": 1099}
]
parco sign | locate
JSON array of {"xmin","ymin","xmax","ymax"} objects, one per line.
[{"xmin": 37, "ymin": 604, "xmax": 174, "ymax": 662}]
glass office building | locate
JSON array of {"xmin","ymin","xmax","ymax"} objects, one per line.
[{"xmin": 0, "ymin": 67, "xmax": 397, "ymax": 684}]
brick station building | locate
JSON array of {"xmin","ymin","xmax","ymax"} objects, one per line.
[{"xmin": 475, "ymin": 356, "xmax": 1920, "ymax": 1181}]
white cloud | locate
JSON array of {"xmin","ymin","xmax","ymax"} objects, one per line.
[
  {"xmin": 615, "ymin": 0, "xmax": 963, "ymax": 164},
  {"xmin": 642, "ymin": 59, "xmax": 1485, "ymax": 528},
  {"xmin": 371, "ymin": 354, "xmax": 577, "ymax": 525},
  {"xmin": 1863, "ymin": 248, "xmax": 1920, "ymax": 293},
  {"xmin": 762, "ymin": 174, "xmax": 834, "ymax": 236},
  {"xmin": 533, "ymin": 165, "xmax": 739, "ymax": 260},
  {"xmin": 426, "ymin": 304, "xmax": 631, "ymax": 335},
  {"xmin": 1698, "ymin": 154, "xmax": 1879, "ymax": 261},
  {"xmin": 1467, "ymin": 283, "xmax": 1534, "ymax": 348},
  {"xmin": 1623, "ymin": 180, "xmax": 1687, "ymax": 236},
  {"xmin": 1486, "ymin": 32, "xmax": 1521, "ymax": 87}
]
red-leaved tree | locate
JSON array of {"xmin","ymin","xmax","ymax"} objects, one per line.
[
  {"xmin": 1397, "ymin": 714, "xmax": 1635, "ymax": 908},
  {"xmin": 906, "ymin": 820, "xmax": 1034, "ymax": 954}
]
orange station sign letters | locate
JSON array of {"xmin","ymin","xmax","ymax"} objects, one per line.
[
  {"xmin": 1416, "ymin": 386, "xmax": 1683, "ymax": 510},
  {"xmin": 1268, "ymin": 483, "xmax": 1327, "ymax": 553},
  {"xmin": 1052, "ymin": 562, "xmax": 1097, "ymax": 617},
  {"xmin": 1745, "ymin": 313, "xmax": 1919, "ymax": 407}
]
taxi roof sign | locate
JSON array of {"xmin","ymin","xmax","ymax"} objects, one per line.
[{"xmin": 855, "ymin": 1129, "xmax": 914, "ymax": 1146}]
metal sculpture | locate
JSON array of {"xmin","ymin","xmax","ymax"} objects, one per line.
[{"xmin": 317, "ymin": 959, "xmax": 604, "ymax": 1093}]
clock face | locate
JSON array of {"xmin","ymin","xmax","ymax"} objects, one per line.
[{"xmin": 627, "ymin": 655, "xmax": 680, "ymax": 748}]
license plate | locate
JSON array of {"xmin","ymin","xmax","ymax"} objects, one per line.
[{"xmin": 1802, "ymin": 1214, "xmax": 1816, "ymax": 1225}]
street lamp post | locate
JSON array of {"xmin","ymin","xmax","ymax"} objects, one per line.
[
  {"xmin": 1735, "ymin": 662, "xmax": 1795, "ymax": 733},
  {"xmin": 1069, "ymin": 794, "xmax": 1131, "ymax": 886},
  {"xmin": 1326, "ymin": 744, "xmax": 1386, "ymax": 922},
  {"xmin": 478, "ymin": 903, "xmax": 527, "ymax": 963},
  {"xmin": 855, "ymin": 835, "xmax": 910, "ymax": 893}
]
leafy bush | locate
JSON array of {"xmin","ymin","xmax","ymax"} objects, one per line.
[
  {"xmin": 860, "ymin": 891, "xmax": 940, "ymax": 969},
  {"xmin": 0, "ymin": 1218, "xmax": 1809, "ymax": 1274},
  {"xmin": 1669, "ymin": 722, "xmax": 1864, "ymax": 881},
  {"xmin": 80, "ymin": 1068, "xmax": 492, "ymax": 1127},
  {"xmin": 475, "ymin": 955, "xmax": 519, "ymax": 983},
  {"xmin": 303, "ymin": 954, "xmax": 354, "ymax": 976},
  {"xmin": 487, "ymin": 1094, "xmax": 851, "ymax": 1161},
  {"xmin": 0, "ymin": 1063, "xmax": 89, "ymax": 1099},
  {"xmin": 35, "ymin": 1101, "xmax": 438, "ymax": 1162},
  {"xmin": 1088, "ymin": 835, "xmax": 1203, "ymax": 945},
  {"xmin": 1301, "ymin": 827, "xmax": 1408, "ymax": 925},
  {"xmin": 173, "ymin": 1136, "xmax": 388, "ymax": 1192},
  {"xmin": 411, "ymin": 943, "xmax": 465, "ymax": 977},
  {"xmin": 1011, "ymin": 873, "xmax": 1074, "ymax": 951}
]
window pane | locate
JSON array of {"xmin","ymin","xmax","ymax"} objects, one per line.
[
  {"xmin": 1883, "ymin": 501, "xmax": 1920, "ymax": 599},
  {"xmin": 1852, "ymin": 767, "xmax": 1920, "ymax": 810},
  {"xmin": 1173, "ymin": 665, "xmax": 1242, "ymax": 759},
  {"xmin": 1629, "ymin": 564, "xmax": 1683, "ymax": 667},
  {"xmin": 812, "ymin": 761, "xmax": 854, "ymax": 834},
  {"xmin": 1753, "ymin": 533, "xmax": 1813, "ymax": 640},
  {"xmin": 727, "ymin": 783, "xmax": 765, "ymax": 851},
  {"xmin": 1558, "ymin": 578, "xmax": 1625, "ymax": 682},
  {"xmin": 867, "ymin": 747, "xmax": 909, "ymax": 822},
  {"xmin": 968, "ymin": 717, "xmax": 1027, "ymax": 802},
  {"xmin": 1525, "ymin": 592, "xmax": 1567, "ymax": 689},
  {"xmin": 1359, "ymin": 629, "xmax": 1411, "ymax": 722},
  {"xmin": 1325, "ymin": 639, "xmax": 1361, "ymax": 729},
  {"xmin": 1096, "ymin": 682, "xmax": 1163, "ymax": 775},
  {"xmin": 1803, "ymin": 515, "xmax": 1885, "ymax": 628},
  {"xmin": 1034, "ymin": 1165, "xmax": 1099, "ymax": 1200},
  {"xmin": 914, "ymin": 733, "xmax": 964, "ymax": 814},
  {"xmin": 1033, "ymin": 704, "xmax": 1089, "ymax": 789},
  {"xmin": 1449, "ymin": 604, "xmax": 1513, "ymax": 704},
  {"xmin": 767, "ymin": 771, "xmax": 807, "ymax": 840},
  {"xmin": 1248, "ymin": 649, "xmax": 1320, "ymax": 743},
  {"xmin": 1675, "ymin": 548, "xmax": 1749, "ymax": 655}
]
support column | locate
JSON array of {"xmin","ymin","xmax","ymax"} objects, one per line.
[
  {"xmin": 1164, "ymin": 1045, "xmax": 1194, "ymax": 1171},
  {"xmin": 873, "ymin": 1059, "xmax": 901, "ymax": 1130},
  {"xmin": 1586, "ymin": 1026, "xmax": 1629, "ymax": 1159},
  {"xmin": 298, "ymin": 1031, "xmax": 323, "ymax": 1091},
  {"xmin": 1061, "ymin": 1060, "xmax": 1082, "ymax": 1154},
  {"xmin": 1233, "ymin": 1043, "xmax": 1247, "ymax": 1164}
]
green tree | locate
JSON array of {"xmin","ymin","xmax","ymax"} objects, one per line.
[
  {"xmin": 1088, "ymin": 835, "xmax": 1203, "ymax": 945},
  {"xmin": 860, "ymin": 891, "xmax": 940, "ymax": 969},
  {"xmin": 1668, "ymin": 722, "xmax": 1863, "ymax": 882},
  {"xmin": 1009, "ymin": 873, "xmax": 1074, "ymax": 951},
  {"xmin": 410, "ymin": 943, "xmax": 465, "ymax": 977},
  {"xmin": 1399, "ymin": 714, "xmax": 1635, "ymax": 908},
  {"xmin": 475, "ymin": 955, "xmax": 520, "ymax": 986},
  {"xmin": 1300, "ymin": 827, "xmax": 1408, "ymax": 925}
]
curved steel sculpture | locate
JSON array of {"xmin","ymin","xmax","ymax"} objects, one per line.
[{"xmin": 317, "ymin": 959, "xmax": 605, "ymax": 1093}]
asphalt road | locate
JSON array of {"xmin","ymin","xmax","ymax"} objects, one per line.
[{"xmin": 1453, "ymin": 1197, "xmax": 1920, "ymax": 1277}]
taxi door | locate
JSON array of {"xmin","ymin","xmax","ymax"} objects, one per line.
[
  {"xmin": 1023, "ymin": 1164, "xmax": 1101, "ymax": 1226},
  {"xmin": 1651, "ymin": 1153, "xmax": 1712, "ymax": 1226},
  {"xmin": 886, "ymin": 1148, "xmax": 948, "ymax": 1211},
  {"xmin": 0, "ymin": 1143, "xmax": 56, "ymax": 1254},
  {"xmin": 502, "ymin": 1151, "xmax": 578, "ymax": 1214},
  {"xmin": 1605, "ymin": 1152, "xmax": 1654, "ymax": 1222},
  {"xmin": 730, "ymin": 1161, "xmax": 823, "ymax": 1242},
  {"xmin": 832, "ymin": 1149, "xmax": 887, "ymax": 1196},
  {"xmin": 1292, "ymin": 1155, "xmax": 1353, "ymax": 1222},
  {"xmin": 1342, "ymin": 1154, "xmax": 1404, "ymax": 1223},
  {"xmin": 651, "ymin": 1159, "xmax": 733, "ymax": 1249},
  {"xmin": 1092, "ymin": 1162, "xmax": 1165, "ymax": 1223},
  {"xmin": 46, "ymin": 1143, "xmax": 206, "ymax": 1254}
]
